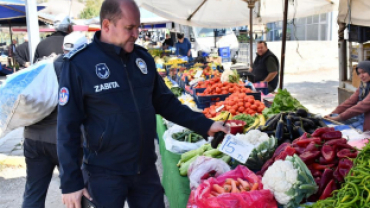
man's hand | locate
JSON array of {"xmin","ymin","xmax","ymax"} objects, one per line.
[
  {"xmin": 248, "ymin": 68, "xmax": 253, "ymax": 72},
  {"xmin": 208, "ymin": 121, "xmax": 229, "ymax": 137},
  {"xmin": 62, "ymin": 188, "xmax": 92, "ymax": 208},
  {"xmin": 24, "ymin": 62, "xmax": 30, "ymax": 68}
]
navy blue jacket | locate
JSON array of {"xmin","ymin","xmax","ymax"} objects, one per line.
[{"xmin": 57, "ymin": 31, "xmax": 213, "ymax": 194}]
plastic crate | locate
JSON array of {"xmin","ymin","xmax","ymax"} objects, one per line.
[
  {"xmin": 222, "ymin": 57, "xmax": 231, "ymax": 63},
  {"xmin": 256, "ymin": 87, "xmax": 269, "ymax": 95},
  {"xmin": 218, "ymin": 47, "xmax": 230, "ymax": 58}
]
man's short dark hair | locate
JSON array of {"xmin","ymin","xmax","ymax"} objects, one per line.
[
  {"xmin": 257, "ymin": 41, "xmax": 267, "ymax": 47},
  {"xmin": 100, "ymin": 0, "xmax": 139, "ymax": 26},
  {"xmin": 177, "ymin": 33, "xmax": 184, "ymax": 39},
  {"xmin": 100, "ymin": 0, "xmax": 122, "ymax": 26}
]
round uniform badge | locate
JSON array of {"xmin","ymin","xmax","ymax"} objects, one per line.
[
  {"xmin": 136, "ymin": 58, "xmax": 148, "ymax": 74},
  {"xmin": 95, "ymin": 63, "xmax": 110, "ymax": 79},
  {"xmin": 59, "ymin": 87, "xmax": 69, "ymax": 106}
]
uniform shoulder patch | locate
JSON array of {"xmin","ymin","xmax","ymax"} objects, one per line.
[
  {"xmin": 135, "ymin": 44, "xmax": 148, "ymax": 51},
  {"xmin": 63, "ymin": 43, "xmax": 88, "ymax": 60}
]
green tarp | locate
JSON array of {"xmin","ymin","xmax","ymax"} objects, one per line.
[{"xmin": 156, "ymin": 115, "xmax": 190, "ymax": 208}]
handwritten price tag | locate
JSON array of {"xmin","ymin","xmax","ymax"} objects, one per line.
[{"xmin": 219, "ymin": 134, "xmax": 254, "ymax": 163}]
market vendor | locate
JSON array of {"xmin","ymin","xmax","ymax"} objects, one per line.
[
  {"xmin": 325, "ymin": 61, "xmax": 370, "ymax": 132},
  {"xmin": 249, "ymin": 41, "xmax": 279, "ymax": 93},
  {"xmin": 175, "ymin": 33, "xmax": 192, "ymax": 60},
  {"xmin": 57, "ymin": 0, "xmax": 227, "ymax": 207},
  {"xmin": 162, "ymin": 33, "xmax": 173, "ymax": 49}
]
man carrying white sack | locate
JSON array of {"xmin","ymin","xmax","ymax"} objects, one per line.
[{"xmin": 22, "ymin": 32, "xmax": 87, "ymax": 208}]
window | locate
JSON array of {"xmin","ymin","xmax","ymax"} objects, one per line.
[
  {"xmin": 320, "ymin": 24, "xmax": 327, "ymax": 40},
  {"xmin": 307, "ymin": 24, "xmax": 319, "ymax": 40},
  {"xmin": 267, "ymin": 12, "xmax": 330, "ymax": 41},
  {"xmin": 313, "ymin": 15, "xmax": 320, "ymax": 24}
]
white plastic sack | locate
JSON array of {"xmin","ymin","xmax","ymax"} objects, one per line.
[
  {"xmin": 163, "ymin": 124, "xmax": 207, "ymax": 154},
  {"xmin": 188, "ymin": 156, "xmax": 231, "ymax": 189},
  {"xmin": 0, "ymin": 60, "xmax": 58, "ymax": 138}
]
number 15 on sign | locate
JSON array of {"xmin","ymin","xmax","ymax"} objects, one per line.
[{"xmin": 219, "ymin": 134, "xmax": 254, "ymax": 164}]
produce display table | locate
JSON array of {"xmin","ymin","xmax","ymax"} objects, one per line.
[{"xmin": 156, "ymin": 115, "xmax": 190, "ymax": 208}]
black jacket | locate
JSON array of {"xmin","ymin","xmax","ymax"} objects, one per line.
[
  {"xmin": 23, "ymin": 55, "xmax": 63, "ymax": 144},
  {"xmin": 57, "ymin": 31, "xmax": 214, "ymax": 194},
  {"xmin": 14, "ymin": 42, "xmax": 30, "ymax": 67},
  {"xmin": 253, "ymin": 50, "xmax": 279, "ymax": 92},
  {"xmin": 33, "ymin": 31, "xmax": 67, "ymax": 63}
]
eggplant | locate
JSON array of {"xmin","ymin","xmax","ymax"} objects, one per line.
[
  {"xmin": 261, "ymin": 114, "xmax": 281, "ymax": 131},
  {"xmin": 286, "ymin": 116, "xmax": 294, "ymax": 140},
  {"xmin": 275, "ymin": 115, "xmax": 285, "ymax": 142},
  {"xmin": 294, "ymin": 121, "xmax": 301, "ymax": 127},
  {"xmin": 296, "ymin": 108, "xmax": 308, "ymax": 118},
  {"xmin": 296, "ymin": 126, "xmax": 306, "ymax": 136}
]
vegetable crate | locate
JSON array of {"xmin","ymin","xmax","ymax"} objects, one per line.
[{"xmin": 195, "ymin": 91, "xmax": 261, "ymax": 109}]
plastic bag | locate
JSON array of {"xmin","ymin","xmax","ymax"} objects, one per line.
[
  {"xmin": 187, "ymin": 165, "xmax": 278, "ymax": 208},
  {"xmin": 0, "ymin": 60, "xmax": 58, "ymax": 137},
  {"xmin": 163, "ymin": 124, "xmax": 207, "ymax": 154},
  {"xmin": 188, "ymin": 156, "xmax": 231, "ymax": 189}
]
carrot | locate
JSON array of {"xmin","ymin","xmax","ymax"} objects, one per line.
[
  {"xmin": 251, "ymin": 183, "xmax": 259, "ymax": 191},
  {"xmin": 230, "ymin": 180, "xmax": 240, "ymax": 193},
  {"xmin": 223, "ymin": 184, "xmax": 232, "ymax": 193},
  {"xmin": 237, "ymin": 178, "xmax": 251, "ymax": 191},
  {"xmin": 225, "ymin": 178, "xmax": 240, "ymax": 186},
  {"xmin": 238, "ymin": 184, "xmax": 244, "ymax": 192},
  {"xmin": 212, "ymin": 184, "xmax": 225, "ymax": 194}
]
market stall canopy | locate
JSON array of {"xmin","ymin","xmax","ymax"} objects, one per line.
[
  {"xmin": 0, "ymin": 0, "xmax": 45, "ymax": 20},
  {"xmin": 338, "ymin": 0, "xmax": 370, "ymax": 27},
  {"xmin": 136, "ymin": 0, "xmax": 339, "ymax": 29},
  {"xmin": 83, "ymin": 8, "xmax": 172, "ymax": 28}
]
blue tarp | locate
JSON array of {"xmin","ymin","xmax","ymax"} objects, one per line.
[{"xmin": 0, "ymin": 0, "xmax": 45, "ymax": 20}]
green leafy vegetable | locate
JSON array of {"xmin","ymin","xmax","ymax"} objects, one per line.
[
  {"xmin": 263, "ymin": 89, "xmax": 306, "ymax": 118},
  {"xmin": 232, "ymin": 114, "xmax": 256, "ymax": 126}
]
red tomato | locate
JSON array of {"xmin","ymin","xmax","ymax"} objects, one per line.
[
  {"xmin": 250, "ymin": 105, "xmax": 258, "ymax": 110},
  {"xmin": 244, "ymin": 103, "xmax": 251, "ymax": 109},
  {"xmin": 230, "ymin": 109, "xmax": 236, "ymax": 115},
  {"xmin": 238, "ymin": 106, "xmax": 245, "ymax": 112}
]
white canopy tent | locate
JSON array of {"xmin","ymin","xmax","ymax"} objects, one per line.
[
  {"xmin": 338, "ymin": 0, "xmax": 370, "ymax": 27},
  {"xmin": 136, "ymin": 0, "xmax": 339, "ymax": 28},
  {"xmin": 135, "ymin": 0, "xmax": 339, "ymax": 88}
]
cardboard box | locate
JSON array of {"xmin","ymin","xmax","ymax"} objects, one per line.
[
  {"xmin": 206, "ymin": 56, "xmax": 222, "ymax": 64},
  {"xmin": 352, "ymin": 64, "xmax": 361, "ymax": 88}
]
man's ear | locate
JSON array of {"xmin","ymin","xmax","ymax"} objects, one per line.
[{"xmin": 101, "ymin": 19, "xmax": 111, "ymax": 33}]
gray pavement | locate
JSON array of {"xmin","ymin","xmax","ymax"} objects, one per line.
[{"xmin": 0, "ymin": 68, "xmax": 340, "ymax": 208}]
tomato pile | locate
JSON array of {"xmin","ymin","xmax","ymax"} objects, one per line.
[
  {"xmin": 203, "ymin": 93, "xmax": 265, "ymax": 118},
  {"xmin": 195, "ymin": 78, "xmax": 252, "ymax": 96}
]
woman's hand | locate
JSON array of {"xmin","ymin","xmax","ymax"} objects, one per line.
[{"xmin": 329, "ymin": 116, "xmax": 341, "ymax": 122}]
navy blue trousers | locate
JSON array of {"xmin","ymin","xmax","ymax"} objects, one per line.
[
  {"xmin": 83, "ymin": 166, "xmax": 165, "ymax": 208},
  {"xmin": 22, "ymin": 138, "xmax": 59, "ymax": 208}
]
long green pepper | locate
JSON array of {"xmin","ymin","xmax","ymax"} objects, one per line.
[{"xmin": 305, "ymin": 141, "xmax": 370, "ymax": 208}]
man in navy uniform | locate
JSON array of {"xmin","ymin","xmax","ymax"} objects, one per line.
[{"xmin": 57, "ymin": 0, "xmax": 228, "ymax": 208}]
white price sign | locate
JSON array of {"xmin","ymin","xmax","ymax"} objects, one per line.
[
  {"xmin": 194, "ymin": 70, "xmax": 203, "ymax": 78},
  {"xmin": 219, "ymin": 134, "xmax": 254, "ymax": 163}
]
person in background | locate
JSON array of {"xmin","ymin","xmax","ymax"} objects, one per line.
[
  {"xmin": 175, "ymin": 33, "xmax": 192, "ymax": 60},
  {"xmin": 162, "ymin": 33, "xmax": 173, "ymax": 49},
  {"xmin": 325, "ymin": 61, "xmax": 370, "ymax": 132},
  {"xmin": 14, "ymin": 34, "xmax": 30, "ymax": 68},
  {"xmin": 7, "ymin": 39, "xmax": 17, "ymax": 57},
  {"xmin": 22, "ymin": 32, "xmax": 87, "ymax": 208},
  {"xmin": 7, "ymin": 39, "xmax": 17, "ymax": 66},
  {"xmin": 33, "ymin": 14, "xmax": 73, "ymax": 63},
  {"xmin": 249, "ymin": 41, "xmax": 279, "ymax": 93}
]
